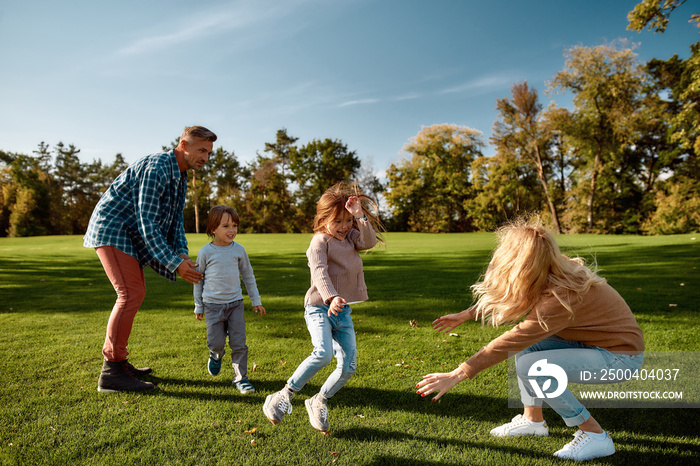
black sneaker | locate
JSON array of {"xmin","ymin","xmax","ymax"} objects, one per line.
[{"xmin": 97, "ymin": 360, "xmax": 155, "ymax": 393}]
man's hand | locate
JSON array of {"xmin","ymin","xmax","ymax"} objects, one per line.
[{"xmin": 177, "ymin": 255, "xmax": 203, "ymax": 284}]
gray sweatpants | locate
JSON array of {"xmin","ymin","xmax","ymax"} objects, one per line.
[{"xmin": 203, "ymin": 299, "xmax": 248, "ymax": 383}]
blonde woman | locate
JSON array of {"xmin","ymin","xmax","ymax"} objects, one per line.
[
  {"xmin": 416, "ymin": 217, "xmax": 644, "ymax": 462},
  {"xmin": 263, "ymin": 183, "xmax": 384, "ymax": 433}
]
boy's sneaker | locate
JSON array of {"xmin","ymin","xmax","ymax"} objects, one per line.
[
  {"xmin": 234, "ymin": 377, "xmax": 256, "ymax": 394},
  {"xmin": 263, "ymin": 388, "xmax": 293, "ymax": 425},
  {"xmin": 553, "ymin": 430, "xmax": 615, "ymax": 461},
  {"xmin": 208, "ymin": 356, "xmax": 222, "ymax": 376},
  {"xmin": 490, "ymin": 414, "xmax": 549, "ymax": 437},
  {"xmin": 305, "ymin": 393, "xmax": 329, "ymax": 432}
]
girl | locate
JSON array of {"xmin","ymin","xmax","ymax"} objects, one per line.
[
  {"xmin": 194, "ymin": 205, "xmax": 266, "ymax": 394},
  {"xmin": 263, "ymin": 183, "xmax": 383, "ymax": 433},
  {"xmin": 416, "ymin": 217, "xmax": 644, "ymax": 462}
]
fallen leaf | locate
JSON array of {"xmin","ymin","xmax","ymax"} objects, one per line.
[
  {"xmin": 244, "ymin": 427, "xmax": 257, "ymax": 434},
  {"xmin": 449, "ymin": 333, "xmax": 459, "ymax": 337},
  {"xmin": 669, "ymin": 304, "xmax": 678, "ymax": 307},
  {"xmin": 409, "ymin": 320, "xmax": 418, "ymax": 328},
  {"xmin": 122, "ymin": 396, "xmax": 141, "ymax": 404},
  {"xmin": 211, "ymin": 422, "xmax": 219, "ymax": 428},
  {"xmin": 252, "ymin": 363, "xmax": 258, "ymax": 372},
  {"xmin": 330, "ymin": 452, "xmax": 339, "ymax": 456},
  {"xmin": 250, "ymin": 440, "xmax": 257, "ymax": 446}
]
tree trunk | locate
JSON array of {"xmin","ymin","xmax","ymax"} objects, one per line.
[
  {"xmin": 587, "ymin": 150, "xmax": 602, "ymax": 232},
  {"xmin": 534, "ymin": 145, "xmax": 562, "ymax": 233}
]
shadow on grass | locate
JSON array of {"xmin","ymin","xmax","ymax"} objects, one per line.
[{"xmin": 335, "ymin": 427, "xmax": 551, "ymax": 465}]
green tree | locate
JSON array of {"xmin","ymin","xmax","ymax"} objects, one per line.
[
  {"xmin": 642, "ymin": 175, "xmax": 700, "ymax": 233},
  {"xmin": 385, "ymin": 124, "xmax": 483, "ymax": 232},
  {"xmin": 54, "ymin": 142, "xmax": 93, "ymax": 234},
  {"xmin": 244, "ymin": 155, "xmax": 295, "ymax": 233},
  {"xmin": 468, "ymin": 150, "xmax": 542, "ymax": 231},
  {"xmin": 1, "ymin": 152, "xmax": 53, "ymax": 237},
  {"xmin": 289, "ymin": 138, "xmax": 361, "ymax": 230},
  {"xmin": 492, "ymin": 81, "xmax": 562, "ymax": 232},
  {"xmin": 264, "ymin": 128, "xmax": 298, "ymax": 178},
  {"xmin": 627, "ymin": 0, "xmax": 699, "ymax": 33},
  {"xmin": 548, "ymin": 42, "xmax": 645, "ymax": 232}
]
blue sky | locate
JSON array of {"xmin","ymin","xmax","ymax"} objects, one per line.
[{"xmin": 1, "ymin": 0, "xmax": 697, "ymax": 176}]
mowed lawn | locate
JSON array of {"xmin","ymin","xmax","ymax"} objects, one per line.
[{"xmin": 0, "ymin": 232, "xmax": 698, "ymax": 465}]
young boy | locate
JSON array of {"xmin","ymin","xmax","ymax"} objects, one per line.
[{"xmin": 194, "ymin": 205, "xmax": 266, "ymax": 393}]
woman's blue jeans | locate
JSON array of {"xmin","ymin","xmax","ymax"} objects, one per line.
[
  {"xmin": 287, "ymin": 303, "xmax": 357, "ymax": 398},
  {"xmin": 515, "ymin": 335, "xmax": 643, "ymax": 426}
]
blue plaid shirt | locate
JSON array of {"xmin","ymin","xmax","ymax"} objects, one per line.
[{"xmin": 84, "ymin": 150, "xmax": 189, "ymax": 282}]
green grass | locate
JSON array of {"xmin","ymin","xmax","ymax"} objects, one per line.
[{"xmin": 0, "ymin": 232, "xmax": 698, "ymax": 465}]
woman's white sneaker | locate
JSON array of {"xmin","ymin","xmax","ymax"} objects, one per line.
[
  {"xmin": 553, "ymin": 430, "xmax": 615, "ymax": 461},
  {"xmin": 490, "ymin": 414, "xmax": 549, "ymax": 437}
]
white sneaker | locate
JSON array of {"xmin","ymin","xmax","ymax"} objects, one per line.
[
  {"xmin": 305, "ymin": 393, "xmax": 329, "ymax": 432},
  {"xmin": 263, "ymin": 388, "xmax": 293, "ymax": 425},
  {"xmin": 490, "ymin": 414, "xmax": 549, "ymax": 437},
  {"xmin": 553, "ymin": 430, "xmax": 615, "ymax": 461}
]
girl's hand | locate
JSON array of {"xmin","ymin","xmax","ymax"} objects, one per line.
[
  {"xmin": 416, "ymin": 368, "xmax": 467, "ymax": 401},
  {"xmin": 253, "ymin": 305, "xmax": 266, "ymax": 315},
  {"xmin": 328, "ymin": 296, "xmax": 347, "ymax": 316},
  {"xmin": 195, "ymin": 313, "xmax": 203, "ymax": 321},
  {"xmin": 345, "ymin": 196, "xmax": 364, "ymax": 218}
]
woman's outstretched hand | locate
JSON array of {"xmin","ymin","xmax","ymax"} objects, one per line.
[
  {"xmin": 432, "ymin": 307, "xmax": 475, "ymax": 333},
  {"xmin": 416, "ymin": 369, "xmax": 467, "ymax": 401}
]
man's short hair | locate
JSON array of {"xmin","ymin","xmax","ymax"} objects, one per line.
[{"xmin": 181, "ymin": 126, "xmax": 217, "ymax": 142}]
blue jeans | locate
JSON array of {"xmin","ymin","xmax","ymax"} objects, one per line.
[
  {"xmin": 287, "ymin": 303, "xmax": 357, "ymax": 398},
  {"xmin": 203, "ymin": 300, "xmax": 248, "ymax": 383},
  {"xmin": 515, "ymin": 335, "xmax": 643, "ymax": 426}
]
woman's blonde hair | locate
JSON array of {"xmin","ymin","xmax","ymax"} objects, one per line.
[
  {"xmin": 471, "ymin": 216, "xmax": 606, "ymax": 328},
  {"xmin": 313, "ymin": 182, "xmax": 385, "ymax": 244}
]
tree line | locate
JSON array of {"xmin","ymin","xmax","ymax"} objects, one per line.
[{"xmin": 2, "ymin": 2, "xmax": 698, "ymax": 236}]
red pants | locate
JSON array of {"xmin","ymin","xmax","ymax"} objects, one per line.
[{"xmin": 96, "ymin": 246, "xmax": 146, "ymax": 361}]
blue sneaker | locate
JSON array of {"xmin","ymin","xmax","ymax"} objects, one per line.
[
  {"xmin": 208, "ymin": 356, "xmax": 222, "ymax": 376},
  {"xmin": 234, "ymin": 377, "xmax": 256, "ymax": 394}
]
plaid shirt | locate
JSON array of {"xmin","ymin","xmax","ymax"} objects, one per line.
[{"xmin": 84, "ymin": 150, "xmax": 189, "ymax": 282}]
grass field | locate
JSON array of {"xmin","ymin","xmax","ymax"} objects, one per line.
[{"xmin": 0, "ymin": 232, "xmax": 698, "ymax": 465}]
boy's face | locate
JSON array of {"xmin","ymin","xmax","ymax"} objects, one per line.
[
  {"xmin": 212, "ymin": 213, "xmax": 238, "ymax": 246},
  {"xmin": 326, "ymin": 210, "xmax": 353, "ymax": 241}
]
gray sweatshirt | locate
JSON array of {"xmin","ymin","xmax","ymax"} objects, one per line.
[{"xmin": 193, "ymin": 241, "xmax": 262, "ymax": 313}]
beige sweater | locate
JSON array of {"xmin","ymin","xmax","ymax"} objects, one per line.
[
  {"xmin": 304, "ymin": 218, "xmax": 377, "ymax": 306},
  {"xmin": 459, "ymin": 283, "xmax": 644, "ymax": 379}
]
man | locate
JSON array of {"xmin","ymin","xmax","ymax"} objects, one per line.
[{"xmin": 84, "ymin": 126, "xmax": 217, "ymax": 393}]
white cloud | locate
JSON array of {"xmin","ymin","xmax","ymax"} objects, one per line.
[
  {"xmin": 338, "ymin": 98, "xmax": 380, "ymax": 107},
  {"xmin": 114, "ymin": 0, "xmax": 318, "ymax": 57},
  {"xmin": 439, "ymin": 75, "xmax": 512, "ymax": 95}
]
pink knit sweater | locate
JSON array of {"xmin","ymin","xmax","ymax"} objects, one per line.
[{"xmin": 304, "ymin": 218, "xmax": 378, "ymax": 306}]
